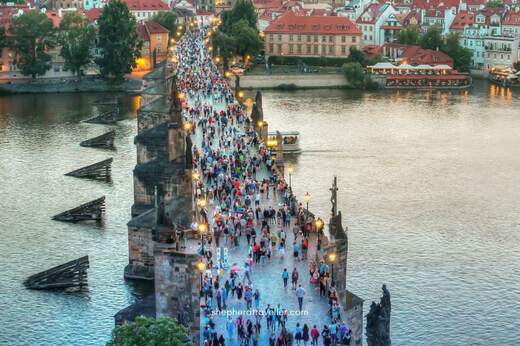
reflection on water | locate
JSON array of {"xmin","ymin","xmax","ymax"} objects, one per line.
[
  {"xmin": 0, "ymin": 92, "xmax": 150, "ymax": 346},
  {"xmin": 263, "ymin": 80, "xmax": 520, "ymax": 345},
  {"xmin": 1, "ymin": 82, "xmax": 520, "ymax": 345}
]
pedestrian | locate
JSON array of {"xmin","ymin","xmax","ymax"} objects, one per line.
[
  {"xmin": 295, "ymin": 323, "xmax": 303, "ymax": 345},
  {"xmin": 310, "ymin": 325, "xmax": 320, "ymax": 346},
  {"xmin": 226, "ymin": 316, "xmax": 234, "ymax": 341},
  {"xmin": 296, "ymin": 284, "xmax": 305, "ymax": 311},
  {"xmin": 302, "ymin": 324, "xmax": 310, "ymax": 346},
  {"xmin": 282, "ymin": 268, "xmax": 289, "ymax": 289},
  {"xmin": 291, "ymin": 268, "xmax": 299, "ymax": 289}
]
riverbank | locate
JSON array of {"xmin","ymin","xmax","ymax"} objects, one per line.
[
  {"xmin": 0, "ymin": 77, "xmax": 143, "ymax": 94},
  {"xmin": 236, "ymin": 73, "xmax": 350, "ymax": 89}
]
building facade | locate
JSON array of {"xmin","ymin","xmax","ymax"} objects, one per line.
[
  {"xmin": 264, "ymin": 11, "xmax": 361, "ymax": 58},
  {"xmin": 484, "ymin": 35, "xmax": 520, "ymax": 69}
]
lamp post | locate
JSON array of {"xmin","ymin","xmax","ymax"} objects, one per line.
[
  {"xmin": 304, "ymin": 192, "xmax": 311, "ymax": 216},
  {"xmin": 328, "ymin": 252, "xmax": 337, "ymax": 287},
  {"xmin": 198, "ymin": 222, "xmax": 208, "ymax": 246},
  {"xmin": 197, "ymin": 259, "xmax": 206, "ymax": 300},
  {"xmin": 287, "ymin": 165, "xmax": 293, "ymax": 190}
]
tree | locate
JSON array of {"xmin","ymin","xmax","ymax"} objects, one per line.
[
  {"xmin": 220, "ymin": 0, "xmax": 257, "ymax": 34},
  {"xmin": 58, "ymin": 12, "xmax": 96, "ymax": 77},
  {"xmin": 230, "ymin": 19, "xmax": 263, "ymax": 57},
  {"xmin": 96, "ymin": 0, "xmax": 142, "ymax": 81},
  {"xmin": 346, "ymin": 46, "xmax": 366, "ymax": 66},
  {"xmin": 441, "ymin": 32, "xmax": 472, "ymax": 71},
  {"xmin": 513, "ymin": 61, "xmax": 520, "ymax": 71},
  {"xmin": 0, "ymin": 27, "xmax": 7, "ymax": 49},
  {"xmin": 419, "ymin": 26, "xmax": 443, "ymax": 50},
  {"xmin": 106, "ymin": 316, "xmax": 192, "ymax": 346},
  {"xmin": 9, "ymin": 11, "xmax": 56, "ymax": 78},
  {"xmin": 152, "ymin": 11, "xmax": 177, "ymax": 34},
  {"xmin": 485, "ymin": 0, "xmax": 504, "ymax": 8},
  {"xmin": 396, "ymin": 25, "xmax": 420, "ymax": 45},
  {"xmin": 212, "ymin": 31, "xmax": 236, "ymax": 69},
  {"xmin": 342, "ymin": 62, "xmax": 365, "ymax": 88}
]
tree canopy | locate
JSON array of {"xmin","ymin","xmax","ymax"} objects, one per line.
[
  {"xmin": 9, "ymin": 11, "xmax": 56, "ymax": 78},
  {"xmin": 106, "ymin": 317, "xmax": 192, "ymax": 346},
  {"xmin": 58, "ymin": 12, "xmax": 96, "ymax": 77},
  {"xmin": 342, "ymin": 62, "xmax": 366, "ymax": 88},
  {"xmin": 485, "ymin": 0, "xmax": 504, "ymax": 8},
  {"xmin": 419, "ymin": 26, "xmax": 443, "ymax": 50},
  {"xmin": 213, "ymin": 0, "xmax": 261, "ymax": 61},
  {"xmin": 396, "ymin": 25, "xmax": 420, "ymax": 45},
  {"xmin": 442, "ymin": 32, "xmax": 472, "ymax": 71},
  {"xmin": 152, "ymin": 12, "xmax": 177, "ymax": 34},
  {"xmin": 96, "ymin": 0, "xmax": 142, "ymax": 81}
]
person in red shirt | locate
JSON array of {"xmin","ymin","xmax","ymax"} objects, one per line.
[{"xmin": 310, "ymin": 325, "xmax": 320, "ymax": 346}]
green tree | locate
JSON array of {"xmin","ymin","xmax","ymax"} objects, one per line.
[
  {"xmin": 96, "ymin": 0, "xmax": 142, "ymax": 81},
  {"xmin": 220, "ymin": 0, "xmax": 257, "ymax": 34},
  {"xmin": 441, "ymin": 32, "xmax": 472, "ymax": 71},
  {"xmin": 396, "ymin": 25, "xmax": 420, "ymax": 45},
  {"xmin": 420, "ymin": 26, "xmax": 443, "ymax": 50},
  {"xmin": 152, "ymin": 11, "xmax": 177, "ymax": 34},
  {"xmin": 342, "ymin": 62, "xmax": 365, "ymax": 88},
  {"xmin": 485, "ymin": 0, "xmax": 504, "ymax": 8},
  {"xmin": 212, "ymin": 31, "xmax": 236, "ymax": 69},
  {"xmin": 9, "ymin": 11, "xmax": 56, "ymax": 78},
  {"xmin": 0, "ymin": 27, "xmax": 8, "ymax": 49},
  {"xmin": 58, "ymin": 12, "xmax": 96, "ymax": 77},
  {"xmin": 106, "ymin": 316, "xmax": 192, "ymax": 346},
  {"xmin": 230, "ymin": 19, "xmax": 263, "ymax": 57},
  {"xmin": 346, "ymin": 46, "xmax": 366, "ymax": 66},
  {"xmin": 513, "ymin": 61, "xmax": 520, "ymax": 71}
]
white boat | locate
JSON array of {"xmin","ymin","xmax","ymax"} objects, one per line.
[{"xmin": 267, "ymin": 131, "xmax": 301, "ymax": 154}]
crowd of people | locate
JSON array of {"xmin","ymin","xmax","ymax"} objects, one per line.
[{"xmin": 174, "ymin": 27, "xmax": 352, "ymax": 346}]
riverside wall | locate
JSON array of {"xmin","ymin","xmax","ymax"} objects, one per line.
[{"xmin": 236, "ymin": 73, "xmax": 349, "ymax": 89}]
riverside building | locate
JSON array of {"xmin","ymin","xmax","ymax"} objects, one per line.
[{"xmin": 264, "ymin": 11, "xmax": 361, "ymax": 58}]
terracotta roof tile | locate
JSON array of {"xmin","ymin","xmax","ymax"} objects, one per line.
[
  {"xmin": 502, "ymin": 10, "xmax": 520, "ymax": 26},
  {"xmin": 450, "ymin": 11, "xmax": 475, "ymax": 29},
  {"xmin": 123, "ymin": 0, "xmax": 169, "ymax": 11}
]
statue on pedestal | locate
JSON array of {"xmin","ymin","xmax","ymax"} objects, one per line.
[{"xmin": 366, "ymin": 284, "xmax": 391, "ymax": 346}]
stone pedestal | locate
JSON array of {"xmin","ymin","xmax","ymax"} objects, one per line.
[{"xmin": 155, "ymin": 246, "xmax": 201, "ymax": 344}]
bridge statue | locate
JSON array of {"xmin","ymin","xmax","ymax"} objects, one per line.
[{"xmin": 366, "ymin": 284, "xmax": 391, "ymax": 346}]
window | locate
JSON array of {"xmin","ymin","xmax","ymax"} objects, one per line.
[
  {"xmin": 352, "ymin": 36, "xmax": 356, "ymax": 43},
  {"xmin": 289, "ymin": 44, "xmax": 294, "ymax": 54},
  {"xmin": 278, "ymin": 34, "xmax": 282, "ymax": 41},
  {"xmin": 157, "ymin": 35, "xmax": 161, "ymax": 42},
  {"xmin": 322, "ymin": 36, "xmax": 327, "ymax": 42},
  {"xmin": 329, "ymin": 36, "xmax": 333, "ymax": 43},
  {"xmin": 289, "ymin": 34, "xmax": 294, "ymax": 41},
  {"xmin": 314, "ymin": 35, "xmax": 318, "ymax": 42},
  {"xmin": 364, "ymin": 35, "xmax": 367, "ymax": 40},
  {"xmin": 369, "ymin": 26, "xmax": 373, "ymax": 31},
  {"xmin": 314, "ymin": 45, "xmax": 318, "ymax": 54},
  {"xmin": 322, "ymin": 45, "xmax": 326, "ymax": 54},
  {"xmin": 329, "ymin": 45, "xmax": 334, "ymax": 54},
  {"xmin": 269, "ymin": 43, "xmax": 273, "ymax": 52},
  {"xmin": 307, "ymin": 35, "xmax": 311, "ymax": 42},
  {"xmin": 369, "ymin": 35, "xmax": 372, "ymax": 40},
  {"xmin": 307, "ymin": 45, "xmax": 311, "ymax": 54},
  {"xmin": 277, "ymin": 44, "xmax": 282, "ymax": 52},
  {"xmin": 298, "ymin": 35, "xmax": 302, "ymax": 42},
  {"xmin": 341, "ymin": 36, "xmax": 346, "ymax": 43},
  {"xmin": 341, "ymin": 46, "xmax": 346, "ymax": 54},
  {"xmin": 269, "ymin": 34, "xmax": 273, "ymax": 41},
  {"xmin": 297, "ymin": 44, "xmax": 302, "ymax": 54}
]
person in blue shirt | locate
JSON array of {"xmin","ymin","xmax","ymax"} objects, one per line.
[{"xmin": 282, "ymin": 268, "xmax": 289, "ymax": 288}]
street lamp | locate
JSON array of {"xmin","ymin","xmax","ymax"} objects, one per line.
[
  {"xmin": 196, "ymin": 259, "xmax": 206, "ymax": 299},
  {"xmin": 237, "ymin": 90, "xmax": 245, "ymax": 98},
  {"xmin": 304, "ymin": 192, "xmax": 311, "ymax": 215},
  {"xmin": 183, "ymin": 122, "xmax": 193, "ymax": 132},
  {"xmin": 198, "ymin": 223, "xmax": 208, "ymax": 244},
  {"xmin": 192, "ymin": 170, "xmax": 200, "ymax": 181},
  {"xmin": 328, "ymin": 252, "xmax": 337, "ymax": 287},
  {"xmin": 287, "ymin": 164, "xmax": 294, "ymax": 190}
]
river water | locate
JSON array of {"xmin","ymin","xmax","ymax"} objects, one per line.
[{"xmin": 0, "ymin": 81, "xmax": 519, "ymax": 345}]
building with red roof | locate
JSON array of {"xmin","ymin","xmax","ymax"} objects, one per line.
[
  {"xmin": 135, "ymin": 20, "xmax": 170, "ymax": 71},
  {"xmin": 264, "ymin": 11, "xmax": 361, "ymax": 58},
  {"xmin": 382, "ymin": 43, "xmax": 454, "ymax": 67},
  {"xmin": 84, "ymin": 8, "xmax": 102, "ymax": 23},
  {"xmin": 449, "ymin": 11, "xmax": 475, "ymax": 32},
  {"xmin": 502, "ymin": 10, "xmax": 520, "ymax": 37},
  {"xmin": 123, "ymin": 0, "xmax": 169, "ymax": 22},
  {"xmin": 356, "ymin": 3, "xmax": 396, "ymax": 46}
]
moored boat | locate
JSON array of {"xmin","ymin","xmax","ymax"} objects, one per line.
[{"xmin": 267, "ymin": 131, "xmax": 301, "ymax": 154}]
